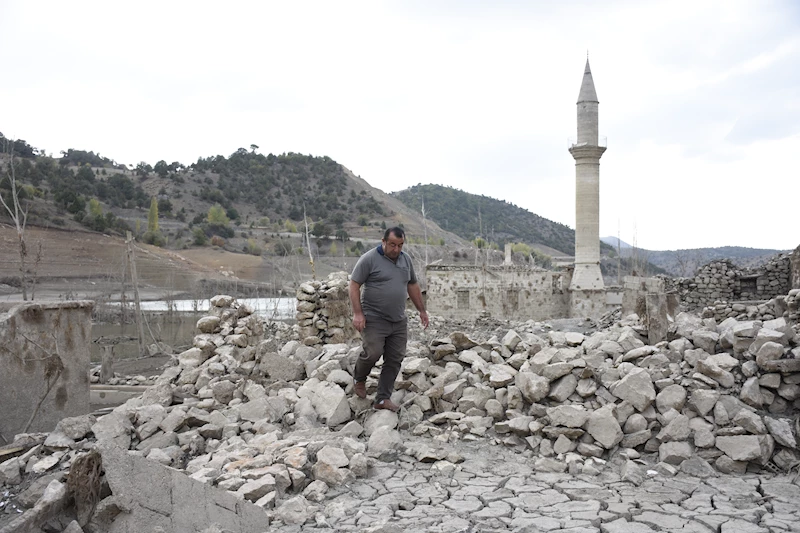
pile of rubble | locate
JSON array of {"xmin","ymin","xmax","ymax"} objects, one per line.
[
  {"xmin": 2, "ymin": 284, "xmax": 800, "ymax": 530},
  {"xmin": 702, "ymin": 288, "xmax": 800, "ymax": 323}
]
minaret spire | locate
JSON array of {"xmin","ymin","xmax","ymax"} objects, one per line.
[{"xmin": 569, "ymin": 57, "xmax": 606, "ymax": 311}]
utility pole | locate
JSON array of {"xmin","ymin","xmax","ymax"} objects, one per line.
[
  {"xmin": 126, "ymin": 232, "xmax": 146, "ymax": 357},
  {"xmin": 120, "ymin": 250, "xmax": 128, "ymax": 327}
]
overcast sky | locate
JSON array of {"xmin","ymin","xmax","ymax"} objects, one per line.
[{"xmin": 2, "ymin": 1, "xmax": 798, "ymax": 252}]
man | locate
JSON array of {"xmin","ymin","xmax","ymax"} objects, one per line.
[{"xmin": 349, "ymin": 226, "xmax": 429, "ymax": 412}]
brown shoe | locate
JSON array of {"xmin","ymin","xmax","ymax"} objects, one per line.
[
  {"xmin": 353, "ymin": 380, "xmax": 367, "ymax": 399},
  {"xmin": 373, "ymin": 399, "xmax": 400, "ymax": 412}
]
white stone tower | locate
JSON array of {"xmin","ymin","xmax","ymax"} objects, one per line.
[{"xmin": 569, "ymin": 58, "xmax": 606, "ymax": 292}]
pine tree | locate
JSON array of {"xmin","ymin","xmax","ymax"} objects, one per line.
[{"xmin": 148, "ymin": 197, "xmax": 159, "ymax": 233}]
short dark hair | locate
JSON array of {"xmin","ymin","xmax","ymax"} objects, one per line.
[{"xmin": 383, "ymin": 226, "xmax": 405, "ymax": 241}]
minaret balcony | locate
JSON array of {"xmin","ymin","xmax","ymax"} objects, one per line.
[{"xmin": 568, "ymin": 136, "xmax": 607, "ymax": 149}]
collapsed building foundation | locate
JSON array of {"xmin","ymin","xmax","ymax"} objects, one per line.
[{"xmin": 0, "ymin": 301, "xmax": 94, "ymax": 441}]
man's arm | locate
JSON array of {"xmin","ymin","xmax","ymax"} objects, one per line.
[
  {"xmin": 407, "ymin": 282, "xmax": 429, "ymax": 329},
  {"xmin": 349, "ymin": 280, "xmax": 366, "ymax": 332}
]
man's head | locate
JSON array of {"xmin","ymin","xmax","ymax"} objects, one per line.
[{"xmin": 382, "ymin": 227, "xmax": 405, "ymax": 260}]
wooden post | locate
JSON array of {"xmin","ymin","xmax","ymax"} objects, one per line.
[
  {"xmin": 100, "ymin": 345, "xmax": 114, "ymax": 384},
  {"xmin": 126, "ymin": 231, "xmax": 146, "ymax": 357}
]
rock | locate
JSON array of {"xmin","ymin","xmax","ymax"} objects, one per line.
[
  {"xmin": 688, "ymin": 389, "xmax": 720, "ymax": 416},
  {"xmin": 733, "ymin": 409, "xmax": 766, "ymax": 434},
  {"xmin": 621, "ymin": 460, "xmax": 644, "ymax": 485},
  {"xmin": 450, "ymin": 331, "xmax": 479, "ymax": 351},
  {"xmin": 488, "ymin": 364, "xmax": 517, "ymax": 387},
  {"xmin": 178, "ymin": 347, "xmax": 209, "ymax": 368},
  {"xmin": 547, "ymin": 405, "xmax": 590, "ymax": 428},
  {"xmin": 238, "ymin": 475, "xmax": 277, "ymax": 502},
  {"xmin": 260, "ymin": 352, "xmax": 306, "ymax": 381},
  {"xmin": 655, "ymin": 385, "xmax": 687, "ymax": 414},
  {"xmin": 755, "ymin": 341, "xmax": 785, "ymax": 369},
  {"xmin": 211, "ymin": 295, "xmax": 235, "ymax": 307},
  {"xmin": 297, "ymin": 378, "xmax": 351, "ymax": 427},
  {"xmin": 739, "ymin": 377, "xmax": 764, "ymax": 407},
  {"xmin": 275, "ymin": 495, "xmax": 313, "ymax": 526},
  {"xmin": 367, "ymin": 427, "xmax": 403, "ymax": 461},
  {"xmin": 691, "ymin": 330, "xmax": 719, "ymax": 354},
  {"xmin": 502, "ymin": 329, "xmax": 523, "ymax": 351},
  {"xmin": 609, "ymin": 367, "xmax": 656, "ymax": 411},
  {"xmin": 585, "ymin": 404, "xmax": 623, "ymax": 449},
  {"xmin": 565, "ymin": 332, "xmax": 585, "ymax": 346},
  {"xmin": 659, "ymin": 441, "xmax": 692, "ymax": 465},
  {"xmin": 54, "ymin": 414, "xmax": 96, "ymax": 440},
  {"xmin": 302, "ymin": 480, "xmax": 329, "ymax": 502},
  {"xmin": 547, "ymin": 374, "xmax": 578, "ymax": 402},
  {"xmin": 92, "ymin": 411, "xmax": 133, "ymax": 449},
  {"xmin": 680, "ymin": 456, "xmax": 717, "ymax": 478},
  {"xmin": 515, "ymin": 372, "xmax": 550, "ymax": 403},
  {"xmin": 657, "ymin": 414, "xmax": 690, "ymax": 442},
  {"xmin": 211, "ymin": 380, "xmax": 237, "ymax": 404},
  {"xmin": 311, "ymin": 459, "xmax": 354, "ymax": 486},
  {"xmin": 196, "ymin": 316, "xmax": 221, "ymax": 333},
  {"xmin": 764, "ymin": 417, "xmax": 797, "ymax": 448},
  {"xmin": 715, "ymin": 435, "xmax": 774, "ymax": 463},
  {"xmin": 0, "ymin": 457, "xmax": 22, "ymax": 486},
  {"xmin": 364, "ymin": 410, "xmax": 399, "ymax": 436}
]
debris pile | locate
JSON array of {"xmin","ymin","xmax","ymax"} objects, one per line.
[
  {"xmin": 2, "ymin": 285, "xmax": 800, "ymax": 530},
  {"xmin": 702, "ymin": 288, "xmax": 800, "ymax": 323}
]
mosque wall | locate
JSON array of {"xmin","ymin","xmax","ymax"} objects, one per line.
[{"xmin": 425, "ymin": 265, "xmax": 572, "ymax": 321}]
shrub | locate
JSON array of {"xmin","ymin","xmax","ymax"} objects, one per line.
[
  {"xmin": 210, "ymin": 235, "xmax": 225, "ymax": 247},
  {"xmin": 273, "ymin": 240, "xmax": 293, "ymax": 256},
  {"xmin": 142, "ymin": 230, "xmax": 166, "ymax": 247},
  {"xmin": 192, "ymin": 227, "xmax": 207, "ymax": 245},
  {"xmin": 244, "ymin": 238, "xmax": 262, "ymax": 256}
]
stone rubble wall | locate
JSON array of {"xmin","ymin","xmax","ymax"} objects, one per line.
[
  {"xmin": 667, "ymin": 255, "xmax": 792, "ymax": 311},
  {"xmin": 295, "ymin": 272, "xmax": 357, "ymax": 345}
]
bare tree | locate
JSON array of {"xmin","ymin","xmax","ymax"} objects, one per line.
[
  {"xmin": 421, "ymin": 195, "xmax": 428, "ymax": 288},
  {"xmin": 672, "ymin": 249, "xmax": 691, "ymax": 278},
  {"xmin": 0, "ymin": 138, "xmax": 31, "ymax": 299},
  {"xmin": 303, "ymin": 203, "xmax": 315, "ymax": 280}
]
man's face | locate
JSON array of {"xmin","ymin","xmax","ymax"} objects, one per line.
[{"xmin": 382, "ymin": 233, "xmax": 404, "ymax": 260}]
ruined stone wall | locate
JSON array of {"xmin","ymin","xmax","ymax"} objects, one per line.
[
  {"xmin": 0, "ymin": 301, "xmax": 93, "ymax": 439},
  {"xmin": 296, "ymin": 272, "xmax": 357, "ymax": 345},
  {"xmin": 426, "ymin": 265, "xmax": 572, "ymax": 321},
  {"xmin": 791, "ymin": 245, "xmax": 800, "ymax": 289},
  {"xmin": 621, "ymin": 276, "xmax": 666, "ymax": 317},
  {"xmin": 670, "ymin": 255, "xmax": 792, "ymax": 310}
]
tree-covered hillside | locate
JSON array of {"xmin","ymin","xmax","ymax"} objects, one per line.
[{"xmin": 392, "ymin": 184, "xmax": 578, "ymax": 255}]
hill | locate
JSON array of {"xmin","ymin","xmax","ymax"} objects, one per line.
[
  {"xmin": 391, "ymin": 184, "xmax": 577, "ymax": 255},
  {"xmin": 601, "ymin": 237, "xmax": 787, "ymax": 277},
  {"xmin": 0, "ymin": 133, "xmax": 667, "ymax": 298}
]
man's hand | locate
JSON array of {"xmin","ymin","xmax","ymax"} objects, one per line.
[
  {"xmin": 352, "ymin": 312, "xmax": 366, "ymax": 332},
  {"xmin": 419, "ymin": 310, "xmax": 429, "ymax": 329}
]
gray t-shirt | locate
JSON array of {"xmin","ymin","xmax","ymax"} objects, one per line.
[{"xmin": 351, "ymin": 246, "xmax": 418, "ymax": 322}]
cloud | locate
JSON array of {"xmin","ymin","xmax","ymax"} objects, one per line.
[{"xmin": 1, "ymin": 0, "xmax": 798, "ymax": 251}]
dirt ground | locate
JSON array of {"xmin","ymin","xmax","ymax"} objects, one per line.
[{"xmin": 0, "ymin": 224, "xmax": 280, "ymax": 304}]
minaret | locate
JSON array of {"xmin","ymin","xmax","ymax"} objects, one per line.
[{"xmin": 569, "ymin": 58, "xmax": 606, "ymax": 292}]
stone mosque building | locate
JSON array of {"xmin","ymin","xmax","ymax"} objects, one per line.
[{"xmin": 425, "ymin": 59, "xmax": 618, "ymax": 321}]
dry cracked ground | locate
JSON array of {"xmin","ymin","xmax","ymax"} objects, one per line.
[{"xmin": 2, "ymin": 273, "xmax": 800, "ymax": 532}]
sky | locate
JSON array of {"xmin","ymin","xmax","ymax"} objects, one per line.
[{"xmin": 1, "ymin": 0, "xmax": 799, "ymax": 252}]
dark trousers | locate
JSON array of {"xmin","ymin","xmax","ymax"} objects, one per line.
[{"xmin": 354, "ymin": 316, "xmax": 408, "ymax": 402}]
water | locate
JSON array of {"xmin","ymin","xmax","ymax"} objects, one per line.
[
  {"xmin": 132, "ymin": 297, "xmax": 295, "ymax": 319},
  {"xmin": 92, "ymin": 297, "xmax": 295, "ymax": 363}
]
